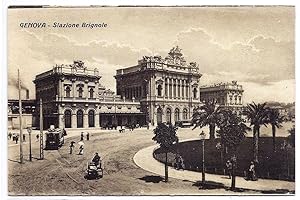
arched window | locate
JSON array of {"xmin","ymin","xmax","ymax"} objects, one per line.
[
  {"xmin": 174, "ymin": 108, "xmax": 180, "ymax": 122},
  {"xmin": 166, "ymin": 108, "xmax": 171, "ymax": 123},
  {"xmin": 78, "ymin": 87, "xmax": 83, "ymax": 98},
  {"xmin": 89, "ymin": 88, "xmax": 94, "ymax": 99},
  {"xmin": 65, "ymin": 86, "xmax": 71, "ymax": 98},
  {"xmin": 239, "ymin": 96, "xmax": 242, "ymax": 104},
  {"xmin": 77, "ymin": 110, "xmax": 83, "ymax": 128},
  {"xmin": 88, "ymin": 110, "xmax": 95, "ymax": 127},
  {"xmin": 157, "ymin": 108, "xmax": 163, "ymax": 124},
  {"xmin": 183, "ymin": 108, "xmax": 188, "ymax": 120},
  {"xmin": 193, "ymin": 88, "xmax": 197, "ymax": 99},
  {"xmin": 64, "ymin": 110, "xmax": 71, "ymax": 128},
  {"xmin": 157, "ymin": 85, "xmax": 162, "ymax": 97}
]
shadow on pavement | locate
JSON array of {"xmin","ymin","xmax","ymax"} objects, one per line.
[
  {"xmin": 138, "ymin": 175, "xmax": 164, "ymax": 183},
  {"xmin": 261, "ymin": 189, "xmax": 294, "ymax": 194},
  {"xmin": 193, "ymin": 180, "xmax": 226, "ymax": 190}
]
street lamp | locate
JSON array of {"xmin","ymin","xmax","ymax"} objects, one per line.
[
  {"xmin": 27, "ymin": 127, "xmax": 32, "ymax": 161},
  {"xmin": 199, "ymin": 130, "xmax": 206, "ymax": 188}
]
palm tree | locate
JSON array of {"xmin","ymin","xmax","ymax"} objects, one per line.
[
  {"xmin": 192, "ymin": 101, "xmax": 222, "ymax": 139},
  {"xmin": 243, "ymin": 102, "xmax": 269, "ymax": 163},
  {"xmin": 217, "ymin": 110, "xmax": 250, "ymax": 191},
  {"xmin": 267, "ymin": 109, "xmax": 284, "ymax": 152},
  {"xmin": 152, "ymin": 123, "xmax": 178, "ymax": 182}
]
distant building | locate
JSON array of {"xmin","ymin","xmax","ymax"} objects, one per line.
[
  {"xmin": 33, "ymin": 60, "xmax": 145, "ymax": 129},
  {"xmin": 8, "ymin": 98, "xmax": 36, "ymax": 129},
  {"xmin": 115, "ymin": 46, "xmax": 202, "ymax": 125},
  {"xmin": 200, "ymin": 81, "xmax": 244, "ymax": 114}
]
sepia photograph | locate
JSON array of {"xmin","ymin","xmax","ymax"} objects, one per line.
[{"xmin": 6, "ymin": 5, "xmax": 295, "ymax": 196}]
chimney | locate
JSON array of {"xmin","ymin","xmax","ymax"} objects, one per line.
[{"xmin": 26, "ymin": 89, "xmax": 29, "ymax": 99}]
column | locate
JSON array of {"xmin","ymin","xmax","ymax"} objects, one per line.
[
  {"xmin": 72, "ymin": 79, "xmax": 76, "ymax": 100},
  {"xmin": 166, "ymin": 78, "xmax": 169, "ymax": 98},
  {"xmin": 164, "ymin": 78, "xmax": 168, "ymax": 98},
  {"xmin": 95, "ymin": 113, "xmax": 100, "ymax": 127},
  {"xmin": 83, "ymin": 112, "xmax": 88, "ymax": 128},
  {"xmin": 170, "ymin": 78, "xmax": 173, "ymax": 99},
  {"xmin": 182, "ymin": 80, "xmax": 185, "ymax": 100},
  {"xmin": 84, "ymin": 80, "xmax": 88, "ymax": 100},
  {"xmin": 178, "ymin": 79, "xmax": 181, "ymax": 98},
  {"xmin": 59, "ymin": 113, "xmax": 64, "ymax": 129},
  {"xmin": 173, "ymin": 79, "xmax": 176, "ymax": 98},
  {"xmin": 95, "ymin": 80, "xmax": 99, "ymax": 100},
  {"xmin": 71, "ymin": 112, "xmax": 76, "ymax": 128},
  {"xmin": 59, "ymin": 79, "xmax": 63, "ymax": 100}
]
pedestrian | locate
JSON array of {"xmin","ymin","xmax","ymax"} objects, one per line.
[
  {"xmin": 8, "ymin": 132, "xmax": 12, "ymax": 140},
  {"xmin": 63, "ymin": 128, "xmax": 67, "ymax": 136},
  {"xmin": 69, "ymin": 141, "xmax": 75, "ymax": 154},
  {"xmin": 179, "ymin": 155, "xmax": 185, "ymax": 170},
  {"xmin": 23, "ymin": 134, "xmax": 26, "ymax": 142},
  {"xmin": 226, "ymin": 160, "xmax": 233, "ymax": 179},
  {"xmin": 247, "ymin": 161, "xmax": 257, "ymax": 181},
  {"xmin": 78, "ymin": 144, "xmax": 84, "ymax": 155},
  {"xmin": 80, "ymin": 132, "xmax": 84, "ymax": 141},
  {"xmin": 12, "ymin": 133, "xmax": 16, "ymax": 141},
  {"xmin": 15, "ymin": 135, "xmax": 19, "ymax": 144},
  {"xmin": 36, "ymin": 134, "xmax": 39, "ymax": 141},
  {"xmin": 86, "ymin": 132, "xmax": 89, "ymax": 141}
]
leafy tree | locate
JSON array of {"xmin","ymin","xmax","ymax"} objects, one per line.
[
  {"xmin": 267, "ymin": 109, "xmax": 284, "ymax": 152},
  {"xmin": 192, "ymin": 101, "xmax": 222, "ymax": 139},
  {"xmin": 217, "ymin": 110, "xmax": 250, "ymax": 191},
  {"xmin": 243, "ymin": 102, "xmax": 269, "ymax": 163},
  {"xmin": 152, "ymin": 123, "xmax": 178, "ymax": 182}
]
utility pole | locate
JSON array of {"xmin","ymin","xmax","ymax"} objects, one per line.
[
  {"xmin": 39, "ymin": 98, "xmax": 44, "ymax": 159},
  {"xmin": 18, "ymin": 69, "xmax": 24, "ymax": 164}
]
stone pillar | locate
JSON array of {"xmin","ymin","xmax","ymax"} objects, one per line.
[
  {"xmin": 72, "ymin": 78, "xmax": 76, "ymax": 100},
  {"xmin": 59, "ymin": 78, "xmax": 63, "ymax": 100},
  {"xmin": 95, "ymin": 80, "xmax": 99, "ymax": 100},
  {"xmin": 173, "ymin": 79, "xmax": 176, "ymax": 98},
  {"xmin": 84, "ymin": 80, "xmax": 89, "ymax": 100},
  {"xmin": 71, "ymin": 113, "xmax": 76, "ymax": 128},
  {"xmin": 178, "ymin": 79, "xmax": 181, "ymax": 98},
  {"xmin": 170, "ymin": 78, "xmax": 173, "ymax": 99},
  {"xmin": 95, "ymin": 113, "xmax": 100, "ymax": 127},
  {"xmin": 83, "ymin": 112, "xmax": 88, "ymax": 128},
  {"xmin": 59, "ymin": 113, "xmax": 64, "ymax": 129},
  {"xmin": 153, "ymin": 106, "xmax": 157, "ymax": 127},
  {"xmin": 166, "ymin": 78, "xmax": 169, "ymax": 98}
]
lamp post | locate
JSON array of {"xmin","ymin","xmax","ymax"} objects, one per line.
[
  {"xmin": 199, "ymin": 130, "xmax": 206, "ymax": 188},
  {"xmin": 27, "ymin": 127, "xmax": 32, "ymax": 161}
]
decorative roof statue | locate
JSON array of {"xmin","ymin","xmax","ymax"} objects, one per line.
[
  {"xmin": 165, "ymin": 46, "xmax": 186, "ymax": 66},
  {"xmin": 71, "ymin": 60, "xmax": 87, "ymax": 71}
]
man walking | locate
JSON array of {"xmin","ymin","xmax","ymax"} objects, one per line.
[{"xmin": 69, "ymin": 141, "xmax": 75, "ymax": 154}]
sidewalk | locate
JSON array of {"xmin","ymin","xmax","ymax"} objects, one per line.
[{"xmin": 133, "ymin": 145, "xmax": 295, "ymax": 192}]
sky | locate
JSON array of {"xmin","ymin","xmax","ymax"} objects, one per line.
[{"xmin": 7, "ymin": 6, "xmax": 295, "ymax": 103}]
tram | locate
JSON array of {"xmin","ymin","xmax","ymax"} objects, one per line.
[{"xmin": 45, "ymin": 126, "xmax": 65, "ymax": 150}]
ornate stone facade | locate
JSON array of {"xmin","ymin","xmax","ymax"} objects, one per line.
[
  {"xmin": 33, "ymin": 61, "xmax": 145, "ymax": 129},
  {"xmin": 200, "ymin": 81, "xmax": 244, "ymax": 114},
  {"xmin": 115, "ymin": 46, "xmax": 203, "ymax": 126}
]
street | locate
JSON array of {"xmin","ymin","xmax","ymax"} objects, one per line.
[{"xmin": 8, "ymin": 126, "xmax": 290, "ymax": 195}]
